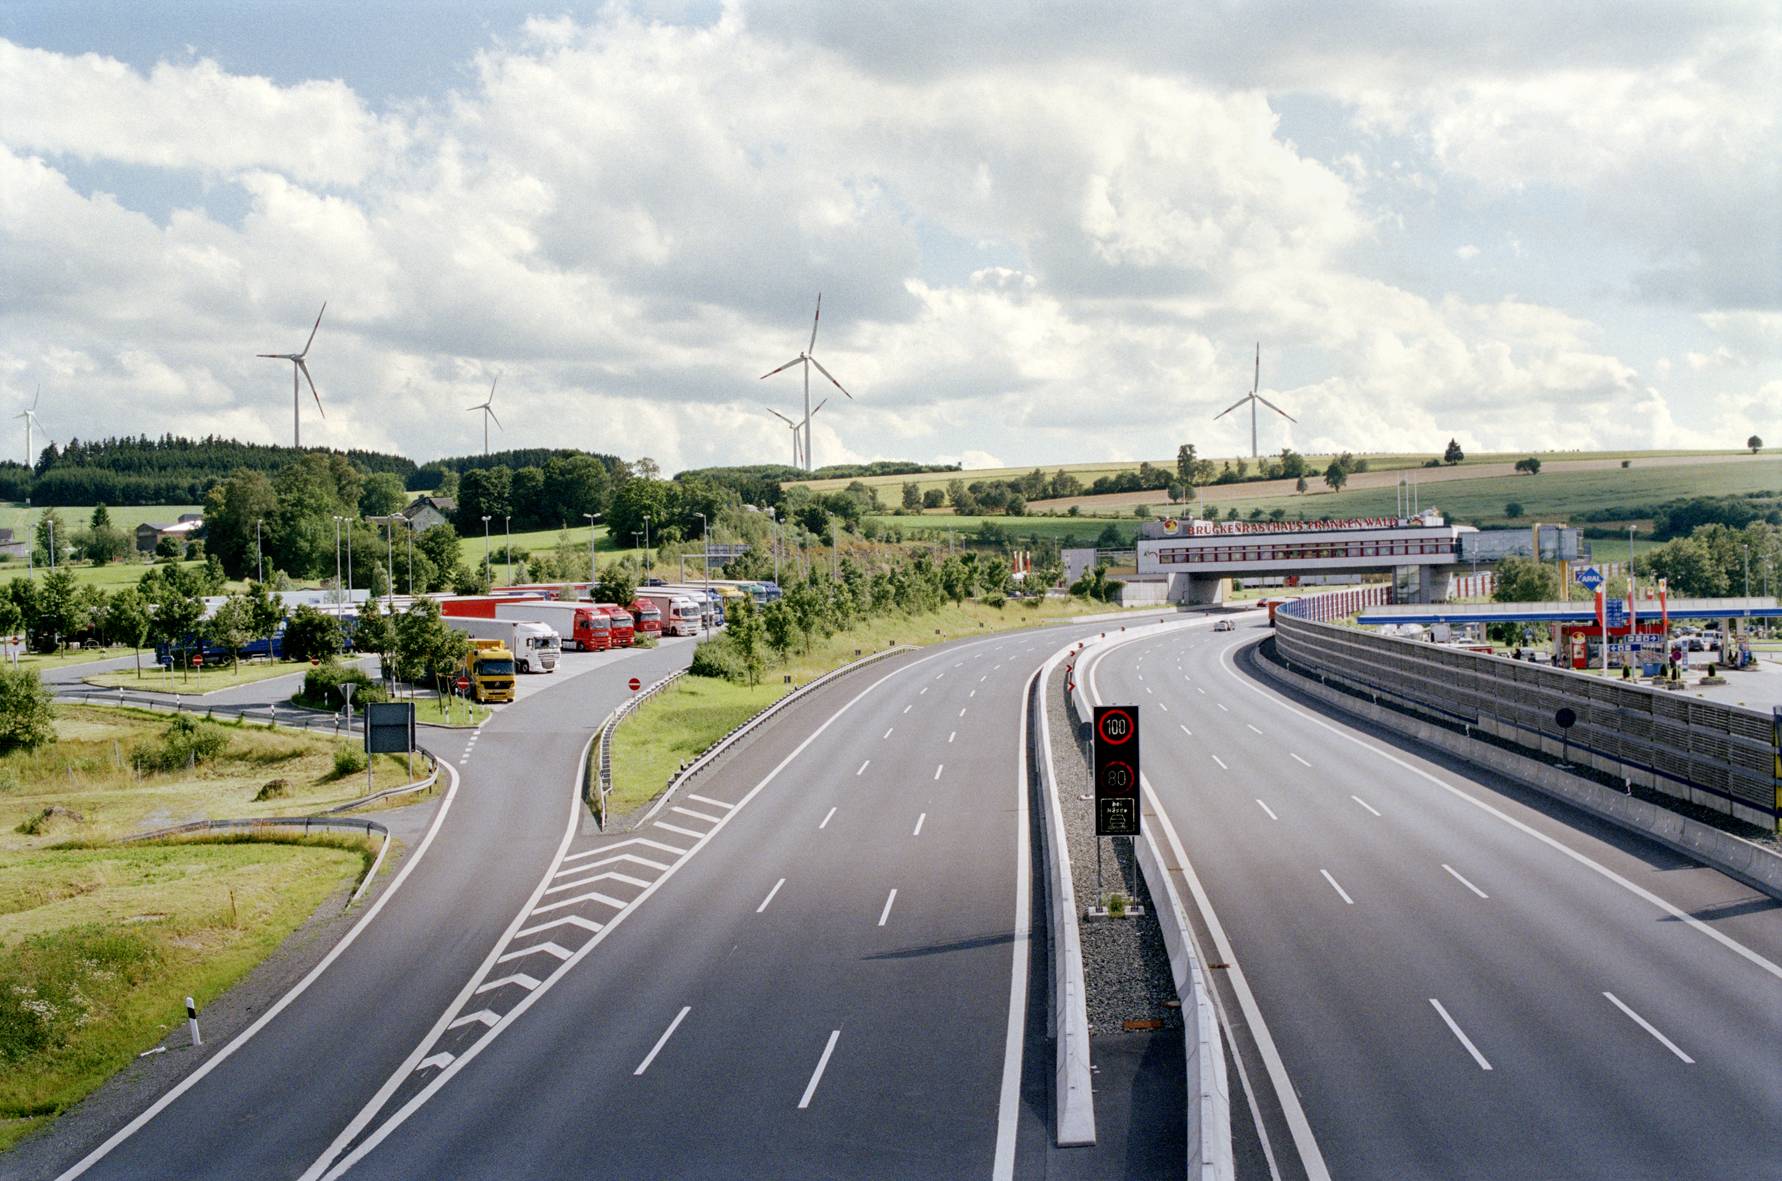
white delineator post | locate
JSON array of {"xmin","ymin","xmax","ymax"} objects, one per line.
[{"xmin": 186, "ymin": 996, "xmax": 201, "ymax": 1047}]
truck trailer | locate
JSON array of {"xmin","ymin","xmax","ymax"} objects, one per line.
[
  {"xmin": 442, "ymin": 597, "xmax": 612, "ymax": 652},
  {"xmin": 442, "ymin": 616, "xmax": 561, "ymax": 672},
  {"xmin": 632, "ymin": 589, "xmax": 704, "ymax": 637}
]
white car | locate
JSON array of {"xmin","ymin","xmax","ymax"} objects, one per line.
[{"xmin": 1213, "ymin": 619, "xmax": 1235, "ymax": 632}]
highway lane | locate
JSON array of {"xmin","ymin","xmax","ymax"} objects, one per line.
[
  {"xmin": 299, "ymin": 622, "xmax": 1148, "ymax": 1179},
  {"xmin": 37, "ymin": 638, "xmax": 699, "ymax": 1181},
  {"xmin": 1083, "ymin": 618, "xmax": 1782, "ymax": 1179}
]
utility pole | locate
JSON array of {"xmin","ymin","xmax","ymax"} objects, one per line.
[
  {"xmin": 255, "ymin": 519, "xmax": 264, "ymax": 584},
  {"xmin": 585, "ymin": 514, "xmax": 599, "ymax": 586},
  {"xmin": 482, "ymin": 516, "xmax": 492, "ymax": 586},
  {"xmin": 383, "ymin": 517, "xmax": 395, "ymax": 608},
  {"xmin": 503, "ymin": 515, "xmax": 511, "ymax": 586},
  {"xmin": 696, "ymin": 512, "xmax": 709, "ymax": 634},
  {"xmin": 332, "ymin": 516, "xmax": 343, "ymax": 602},
  {"xmin": 642, "ymin": 515, "xmax": 651, "ymax": 572}
]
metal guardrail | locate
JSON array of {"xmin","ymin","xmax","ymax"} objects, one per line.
[
  {"xmin": 590, "ymin": 670, "xmax": 688, "ymax": 826},
  {"xmin": 1276, "ymin": 595, "xmax": 1781, "ymax": 830}
]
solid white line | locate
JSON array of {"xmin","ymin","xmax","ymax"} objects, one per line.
[
  {"xmin": 934, "ymin": 764, "xmax": 944, "ymax": 780},
  {"xmin": 1350, "ymin": 795, "xmax": 1381, "ymax": 817},
  {"xmin": 1429, "ymin": 998, "xmax": 1492, "ymax": 1070},
  {"xmin": 993, "ymin": 658, "xmax": 1044, "ymax": 1180},
  {"xmin": 1290, "ymin": 753, "xmax": 1311, "ymax": 767},
  {"xmin": 684, "ymin": 793, "xmax": 734, "ymax": 812},
  {"xmin": 819, "ymin": 806, "xmax": 836, "ymax": 829},
  {"xmin": 757, "ymin": 877, "xmax": 786, "ymax": 913},
  {"xmin": 878, "ymin": 889, "xmax": 898, "ymax": 926},
  {"xmin": 634, "ymin": 1006, "xmax": 691, "ymax": 1076},
  {"xmin": 1219, "ymin": 643, "xmax": 1782, "ymax": 984},
  {"xmin": 1256, "ymin": 799, "xmax": 1279, "ymax": 820},
  {"xmin": 654, "ymin": 821, "xmax": 704, "ymax": 839},
  {"xmin": 53, "ymin": 755, "xmax": 467, "ymax": 1181},
  {"xmin": 1211, "ymin": 754, "xmax": 1228, "ymax": 770},
  {"xmin": 799, "ymin": 1030, "xmax": 841, "ymax": 1109},
  {"xmin": 913, "ymin": 812, "xmax": 926, "ymax": 836},
  {"xmin": 1603, "ymin": 992, "xmax": 1694, "ymax": 1063},
  {"xmin": 857, "ymin": 759, "xmax": 870, "ymax": 775},
  {"xmin": 671, "ymin": 805, "xmax": 723, "ymax": 824},
  {"xmin": 1320, "ymin": 869, "xmax": 1354, "ymax": 905},
  {"xmin": 948, "ymin": 730, "xmax": 956, "ymax": 742},
  {"xmin": 1442, "ymin": 864, "xmax": 1489, "ymax": 899}
]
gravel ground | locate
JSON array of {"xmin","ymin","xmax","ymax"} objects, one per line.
[{"xmin": 1046, "ymin": 672, "xmax": 1181, "ymax": 1035}]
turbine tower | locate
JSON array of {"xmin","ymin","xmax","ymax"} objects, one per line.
[
  {"xmin": 1212, "ymin": 343, "xmax": 1295, "ymax": 460},
  {"xmin": 769, "ymin": 397, "xmax": 828, "ymax": 468},
  {"xmin": 467, "ymin": 376, "xmax": 502, "ymax": 456},
  {"xmin": 760, "ymin": 294, "xmax": 852, "ymax": 472},
  {"xmin": 15, "ymin": 386, "xmax": 41, "ymax": 467},
  {"xmin": 257, "ymin": 303, "xmax": 327, "ymax": 448}
]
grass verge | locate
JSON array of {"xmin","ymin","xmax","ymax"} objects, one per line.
[
  {"xmin": 85, "ymin": 659, "xmax": 311, "ymax": 695},
  {"xmin": 0, "ymin": 836, "xmax": 369, "ymax": 1150},
  {"xmin": 603, "ymin": 596, "xmax": 1114, "ymax": 815}
]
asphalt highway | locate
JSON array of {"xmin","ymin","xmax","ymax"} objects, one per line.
[{"xmin": 1081, "ymin": 617, "xmax": 1782, "ymax": 1179}]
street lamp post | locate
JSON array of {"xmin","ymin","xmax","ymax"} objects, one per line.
[
  {"xmin": 695, "ymin": 512, "xmax": 709, "ymax": 634},
  {"xmin": 404, "ymin": 517, "xmax": 415, "ymax": 596},
  {"xmin": 642, "ymin": 515, "xmax": 651, "ymax": 572},
  {"xmin": 345, "ymin": 519, "xmax": 353, "ymax": 603},
  {"xmin": 382, "ymin": 517, "xmax": 395, "ymax": 608},
  {"xmin": 1627, "ymin": 524, "xmax": 1637, "ymax": 670},
  {"xmin": 332, "ymin": 516, "xmax": 343, "ymax": 603},
  {"xmin": 46, "ymin": 519, "xmax": 54, "ymax": 571},
  {"xmin": 584, "ymin": 513, "xmax": 599, "ymax": 586},
  {"xmin": 482, "ymin": 516, "xmax": 492, "ymax": 587},
  {"xmin": 255, "ymin": 519, "xmax": 264, "ymax": 584},
  {"xmin": 503, "ymin": 515, "xmax": 512, "ymax": 586}
]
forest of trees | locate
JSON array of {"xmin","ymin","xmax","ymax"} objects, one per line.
[{"xmin": 10, "ymin": 435, "xmax": 416, "ymax": 506}]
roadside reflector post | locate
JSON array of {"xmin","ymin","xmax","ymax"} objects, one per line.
[{"xmin": 186, "ymin": 996, "xmax": 201, "ymax": 1047}]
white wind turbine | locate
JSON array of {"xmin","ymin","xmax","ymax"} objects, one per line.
[
  {"xmin": 760, "ymin": 294, "xmax": 852, "ymax": 472},
  {"xmin": 467, "ymin": 375, "xmax": 502, "ymax": 456},
  {"xmin": 256, "ymin": 303, "xmax": 327, "ymax": 448},
  {"xmin": 769, "ymin": 397, "xmax": 828, "ymax": 468},
  {"xmin": 1212, "ymin": 342, "xmax": 1295, "ymax": 460},
  {"xmin": 15, "ymin": 386, "xmax": 42, "ymax": 467}
]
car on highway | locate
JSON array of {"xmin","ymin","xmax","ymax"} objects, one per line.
[{"xmin": 1213, "ymin": 618, "xmax": 1235, "ymax": 632}]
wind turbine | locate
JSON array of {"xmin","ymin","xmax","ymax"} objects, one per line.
[
  {"xmin": 1213, "ymin": 342, "xmax": 1294, "ymax": 460},
  {"xmin": 15, "ymin": 386, "xmax": 41, "ymax": 467},
  {"xmin": 769, "ymin": 397, "xmax": 828, "ymax": 468},
  {"xmin": 467, "ymin": 376, "xmax": 502, "ymax": 456},
  {"xmin": 257, "ymin": 303, "xmax": 327, "ymax": 448},
  {"xmin": 760, "ymin": 294, "xmax": 852, "ymax": 472}
]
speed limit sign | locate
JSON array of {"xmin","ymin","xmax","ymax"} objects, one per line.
[{"xmin": 1093, "ymin": 705, "xmax": 1141, "ymax": 837}]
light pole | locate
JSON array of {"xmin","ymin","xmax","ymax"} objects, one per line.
[
  {"xmin": 771, "ymin": 508, "xmax": 780, "ymax": 586},
  {"xmin": 642, "ymin": 515, "xmax": 651, "ymax": 572},
  {"xmin": 695, "ymin": 512, "xmax": 709, "ymax": 632},
  {"xmin": 503, "ymin": 515, "xmax": 511, "ymax": 586},
  {"xmin": 332, "ymin": 516, "xmax": 343, "ymax": 602},
  {"xmin": 255, "ymin": 519, "xmax": 264, "ymax": 584},
  {"xmin": 345, "ymin": 519, "xmax": 353, "ymax": 603},
  {"xmin": 584, "ymin": 513, "xmax": 599, "ymax": 587},
  {"xmin": 404, "ymin": 516, "xmax": 415, "ymax": 596},
  {"xmin": 46, "ymin": 518, "xmax": 55, "ymax": 570},
  {"xmin": 482, "ymin": 516, "xmax": 492, "ymax": 587},
  {"xmin": 381, "ymin": 517, "xmax": 395, "ymax": 608}
]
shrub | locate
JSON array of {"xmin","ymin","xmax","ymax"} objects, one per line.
[
  {"xmin": 688, "ymin": 636, "xmax": 748, "ymax": 683},
  {"xmin": 131, "ymin": 715, "xmax": 230, "ymax": 774},
  {"xmin": 292, "ymin": 662, "xmax": 386, "ymax": 711},
  {"xmin": 0, "ymin": 926, "xmax": 160, "ymax": 1065},
  {"xmin": 330, "ymin": 748, "xmax": 367, "ymax": 779},
  {"xmin": 0, "ymin": 667, "xmax": 56, "ymax": 754},
  {"xmin": 253, "ymin": 778, "xmax": 289, "ymax": 801},
  {"xmin": 984, "ymin": 594, "xmax": 1006, "ymax": 609}
]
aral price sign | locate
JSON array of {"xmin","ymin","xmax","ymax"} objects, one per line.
[{"xmin": 1093, "ymin": 705, "xmax": 1141, "ymax": 837}]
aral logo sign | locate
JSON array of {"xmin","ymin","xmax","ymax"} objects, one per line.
[{"xmin": 1093, "ymin": 705, "xmax": 1141, "ymax": 837}]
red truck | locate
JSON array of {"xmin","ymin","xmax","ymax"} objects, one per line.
[
  {"xmin": 628, "ymin": 598, "xmax": 663, "ymax": 638},
  {"xmin": 593, "ymin": 603, "xmax": 635, "ymax": 646},
  {"xmin": 440, "ymin": 597, "xmax": 614, "ymax": 652}
]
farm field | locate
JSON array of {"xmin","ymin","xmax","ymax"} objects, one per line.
[
  {"xmin": 788, "ymin": 449, "xmax": 1747, "ymax": 499},
  {"xmin": 0, "ymin": 503, "xmax": 202, "ymax": 535}
]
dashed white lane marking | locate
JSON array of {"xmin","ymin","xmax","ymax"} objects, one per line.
[
  {"xmin": 1255, "ymin": 799, "xmax": 1279, "ymax": 821},
  {"xmin": 970, "ymin": 688, "xmax": 977, "ymax": 698},
  {"xmin": 514, "ymin": 915, "xmax": 602, "ymax": 940},
  {"xmin": 1603, "ymin": 993, "xmax": 1694, "ymax": 1063},
  {"xmin": 1138, "ymin": 673, "xmax": 1145, "ymax": 682},
  {"xmin": 979, "ymin": 674, "xmax": 987, "ymax": 682},
  {"xmin": 475, "ymin": 973, "xmax": 541, "ymax": 995},
  {"xmin": 634, "ymin": 1006, "xmax": 691, "ymax": 1076},
  {"xmin": 654, "ymin": 821, "xmax": 704, "ymax": 839},
  {"xmin": 447, "ymin": 1010, "xmax": 499, "ymax": 1030},
  {"xmin": 799, "ymin": 1030, "xmax": 842, "ymax": 1109},
  {"xmin": 883, "ymin": 727, "xmax": 894, "ymax": 739},
  {"xmin": 920, "ymin": 686, "xmax": 929, "ymax": 695},
  {"xmin": 913, "ymin": 812, "xmax": 926, "ymax": 836},
  {"xmin": 1290, "ymin": 753, "xmax": 1311, "ymax": 768},
  {"xmin": 1350, "ymin": 796, "xmax": 1381, "ymax": 818},
  {"xmin": 757, "ymin": 878, "xmax": 787, "ymax": 913},
  {"xmin": 1197, "ymin": 687, "xmax": 1207, "ymax": 695},
  {"xmin": 1159, "ymin": 702, "xmax": 1169, "ymax": 712},
  {"xmin": 685, "ymin": 793, "xmax": 734, "ymax": 812},
  {"xmin": 1442, "ymin": 864, "xmax": 1489, "ymax": 899},
  {"xmin": 857, "ymin": 760, "xmax": 871, "ymax": 776},
  {"xmin": 935, "ymin": 672, "xmax": 945, "ymax": 680},
  {"xmin": 959, "ymin": 707, "xmax": 967, "ymax": 717},
  {"xmin": 878, "ymin": 889, "xmax": 898, "ymax": 926},
  {"xmin": 903, "ymin": 704, "xmax": 912, "ymax": 714},
  {"xmin": 819, "ymin": 806, "xmax": 836, "ymax": 830},
  {"xmin": 1216, "ymin": 702, "xmax": 1229, "ymax": 712},
  {"xmin": 672, "ymin": 805, "xmax": 723, "ymax": 824},
  {"xmin": 934, "ymin": 764, "xmax": 944, "ymax": 780},
  {"xmin": 1320, "ymin": 870, "xmax": 1354, "ymax": 906},
  {"xmin": 1246, "ymin": 723, "xmax": 1263, "ymax": 735},
  {"xmin": 1180, "ymin": 723, "xmax": 1193, "ymax": 736},
  {"xmin": 1429, "ymin": 999, "xmax": 1492, "ymax": 1071},
  {"xmin": 1211, "ymin": 754, "xmax": 1228, "ymax": 770},
  {"xmin": 1146, "ymin": 686, "xmax": 1154, "ymax": 695},
  {"xmin": 497, "ymin": 942, "xmax": 571, "ymax": 964},
  {"xmin": 948, "ymin": 731, "xmax": 956, "ymax": 743}
]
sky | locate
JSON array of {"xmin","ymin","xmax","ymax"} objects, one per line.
[{"xmin": 1, "ymin": 1, "xmax": 1778, "ymax": 475}]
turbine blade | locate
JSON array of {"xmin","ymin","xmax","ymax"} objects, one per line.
[
  {"xmin": 31, "ymin": 385, "xmax": 40, "ymax": 411},
  {"xmin": 489, "ymin": 374, "xmax": 499, "ymax": 402},
  {"xmin": 1256, "ymin": 394, "xmax": 1296, "ymax": 422},
  {"xmin": 1213, "ymin": 394, "xmax": 1251, "ymax": 420},
  {"xmin": 811, "ymin": 397, "xmax": 829, "ymax": 416},
  {"xmin": 1253, "ymin": 342, "xmax": 1260, "ymax": 395},
  {"xmin": 760, "ymin": 356, "xmax": 805, "ymax": 380},
  {"xmin": 300, "ymin": 302, "xmax": 327, "ymax": 357},
  {"xmin": 466, "ymin": 403, "xmax": 486, "ymax": 411},
  {"xmin": 256, "ymin": 353, "xmax": 288, "ymax": 359},
  {"xmin": 809, "ymin": 292, "xmax": 822, "ymax": 353},
  {"xmin": 809, "ymin": 356, "xmax": 851, "ymax": 398},
  {"xmin": 769, "ymin": 408, "xmax": 796, "ymax": 426},
  {"xmin": 487, "ymin": 408, "xmax": 502, "ymax": 430},
  {"xmin": 296, "ymin": 359, "xmax": 324, "ymax": 417}
]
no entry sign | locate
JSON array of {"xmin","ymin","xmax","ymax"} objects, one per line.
[
  {"xmin": 1093, "ymin": 705, "xmax": 1141, "ymax": 837},
  {"xmin": 628, "ymin": 676, "xmax": 642, "ymax": 692}
]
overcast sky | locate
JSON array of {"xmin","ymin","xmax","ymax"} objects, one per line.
[{"xmin": 2, "ymin": 1, "xmax": 1778, "ymax": 473}]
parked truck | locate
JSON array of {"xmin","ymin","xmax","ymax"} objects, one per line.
[
  {"xmin": 652, "ymin": 584, "xmax": 725, "ymax": 628},
  {"xmin": 628, "ymin": 598, "xmax": 663, "ymax": 638},
  {"xmin": 460, "ymin": 639, "xmax": 518, "ymax": 703},
  {"xmin": 592, "ymin": 603, "xmax": 635, "ymax": 646},
  {"xmin": 632, "ymin": 589, "xmax": 704, "ymax": 637},
  {"xmin": 442, "ymin": 597, "xmax": 612, "ymax": 652},
  {"xmin": 442, "ymin": 616, "xmax": 561, "ymax": 672}
]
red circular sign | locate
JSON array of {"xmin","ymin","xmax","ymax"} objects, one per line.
[
  {"xmin": 1097, "ymin": 708, "xmax": 1136, "ymax": 745},
  {"xmin": 192, "ymin": 653, "xmax": 203, "ymax": 667},
  {"xmin": 455, "ymin": 677, "xmax": 469, "ymax": 691},
  {"xmin": 628, "ymin": 677, "xmax": 642, "ymax": 692}
]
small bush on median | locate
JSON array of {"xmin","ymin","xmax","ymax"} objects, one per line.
[
  {"xmin": 131, "ymin": 715, "xmax": 230, "ymax": 774},
  {"xmin": 329, "ymin": 748, "xmax": 367, "ymax": 780},
  {"xmin": 291, "ymin": 662, "xmax": 386, "ymax": 711},
  {"xmin": 688, "ymin": 636, "xmax": 748, "ymax": 682}
]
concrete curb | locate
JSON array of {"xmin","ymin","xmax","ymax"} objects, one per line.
[
  {"xmin": 1035, "ymin": 643, "xmax": 1096, "ymax": 1147},
  {"xmin": 1255, "ymin": 645, "xmax": 1782, "ymax": 902}
]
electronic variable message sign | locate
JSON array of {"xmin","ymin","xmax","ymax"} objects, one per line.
[{"xmin": 1093, "ymin": 705, "xmax": 1141, "ymax": 837}]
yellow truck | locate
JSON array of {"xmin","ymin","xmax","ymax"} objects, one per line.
[{"xmin": 461, "ymin": 639, "xmax": 517, "ymax": 704}]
